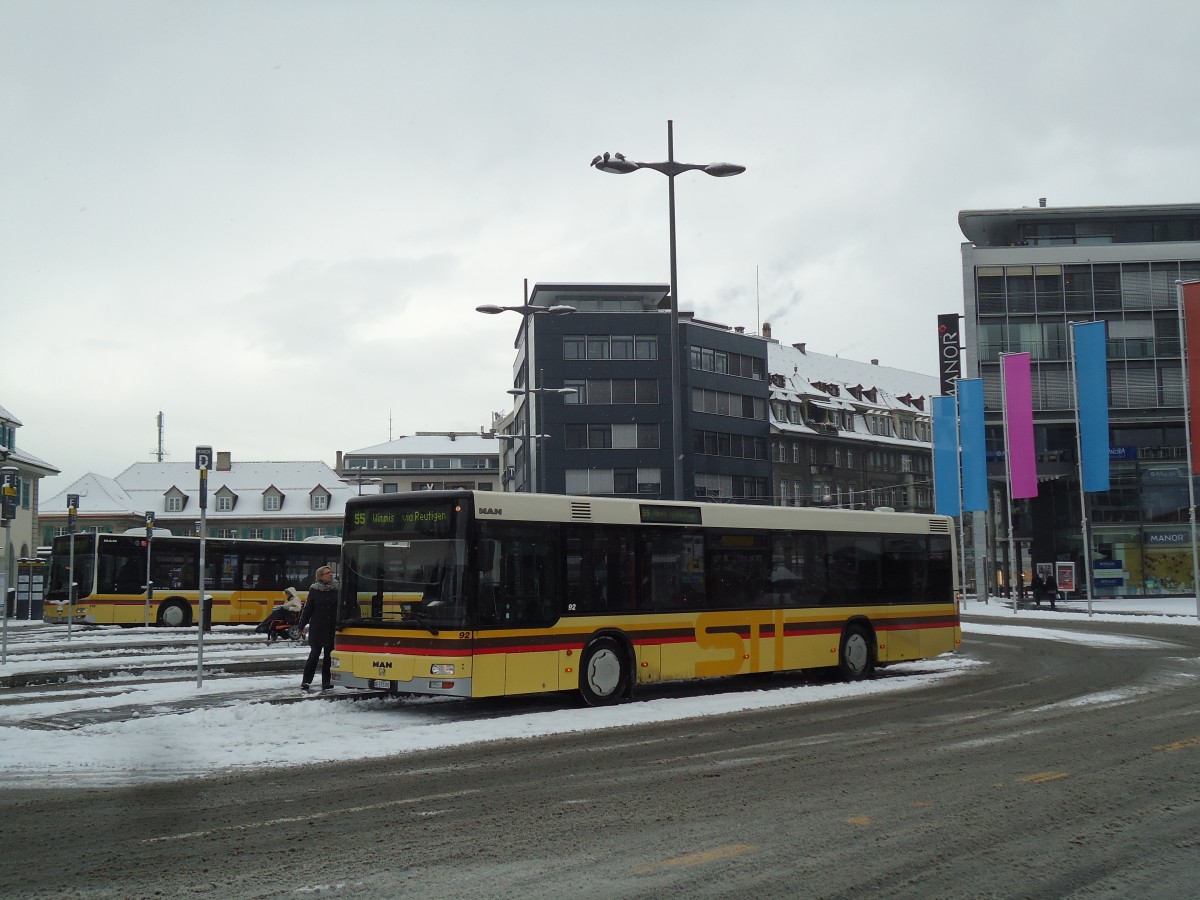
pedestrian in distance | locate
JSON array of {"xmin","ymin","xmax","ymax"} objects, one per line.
[
  {"xmin": 298, "ymin": 565, "xmax": 338, "ymax": 692},
  {"xmin": 1030, "ymin": 573, "xmax": 1047, "ymax": 608}
]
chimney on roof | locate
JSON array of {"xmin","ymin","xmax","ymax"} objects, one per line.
[
  {"xmin": 336, "ymin": 450, "xmax": 343, "ymax": 469},
  {"xmin": 793, "ymin": 342, "xmax": 806, "ymax": 354},
  {"xmin": 1039, "ymin": 197, "xmax": 1047, "ymax": 208},
  {"xmin": 762, "ymin": 322, "xmax": 772, "ymax": 339},
  {"xmin": 216, "ymin": 451, "xmax": 231, "ymax": 471},
  {"xmin": 734, "ymin": 326, "xmax": 744, "ymax": 334},
  {"xmin": 871, "ymin": 359, "xmax": 879, "ymax": 366}
]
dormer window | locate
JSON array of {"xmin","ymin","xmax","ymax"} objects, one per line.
[
  {"xmin": 265, "ymin": 495, "xmax": 281, "ymax": 511},
  {"xmin": 310, "ymin": 486, "xmax": 332, "ymax": 511},
  {"xmin": 164, "ymin": 487, "xmax": 187, "ymax": 513},
  {"xmin": 215, "ymin": 486, "xmax": 238, "ymax": 513}
]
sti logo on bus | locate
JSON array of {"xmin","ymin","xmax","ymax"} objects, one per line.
[{"xmin": 937, "ymin": 313, "xmax": 961, "ymax": 396}]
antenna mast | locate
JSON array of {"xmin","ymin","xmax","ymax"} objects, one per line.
[{"xmin": 153, "ymin": 411, "xmax": 165, "ymax": 462}]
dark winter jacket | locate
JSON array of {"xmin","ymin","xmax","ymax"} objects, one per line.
[{"xmin": 298, "ymin": 581, "xmax": 339, "ymax": 645}]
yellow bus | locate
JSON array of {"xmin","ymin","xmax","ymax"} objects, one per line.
[
  {"xmin": 332, "ymin": 490, "xmax": 960, "ymax": 705},
  {"xmin": 43, "ymin": 532, "xmax": 338, "ymax": 627}
]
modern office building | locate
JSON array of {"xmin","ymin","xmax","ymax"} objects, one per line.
[
  {"xmin": 959, "ymin": 202, "xmax": 1200, "ymax": 598},
  {"xmin": 496, "ymin": 282, "xmax": 772, "ymax": 502}
]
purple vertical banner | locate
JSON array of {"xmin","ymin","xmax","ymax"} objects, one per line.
[
  {"xmin": 958, "ymin": 378, "xmax": 988, "ymax": 512},
  {"xmin": 1002, "ymin": 353, "xmax": 1038, "ymax": 499},
  {"xmin": 1072, "ymin": 321, "xmax": 1110, "ymax": 492},
  {"xmin": 932, "ymin": 395, "xmax": 961, "ymax": 516}
]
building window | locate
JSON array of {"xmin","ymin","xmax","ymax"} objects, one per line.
[
  {"xmin": 280, "ymin": 528, "xmax": 296, "ymax": 541},
  {"xmin": 265, "ymin": 495, "xmax": 281, "ymax": 511},
  {"xmin": 217, "ymin": 495, "xmax": 233, "ymax": 512},
  {"xmin": 312, "ymin": 494, "xmax": 328, "ymax": 511},
  {"xmin": 635, "ymin": 336, "xmax": 658, "ymax": 359},
  {"xmin": 216, "ymin": 528, "xmax": 237, "ymax": 538},
  {"xmin": 245, "ymin": 528, "xmax": 265, "ymax": 539},
  {"xmin": 166, "ymin": 495, "xmax": 183, "ymax": 512}
]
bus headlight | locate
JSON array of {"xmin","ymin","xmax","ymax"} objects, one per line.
[
  {"xmin": 430, "ymin": 664, "xmax": 455, "ymax": 676},
  {"xmin": 331, "ymin": 658, "xmax": 341, "ymax": 669}
]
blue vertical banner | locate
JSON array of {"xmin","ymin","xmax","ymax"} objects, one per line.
[
  {"xmin": 958, "ymin": 378, "xmax": 988, "ymax": 512},
  {"xmin": 1072, "ymin": 321, "xmax": 1110, "ymax": 492},
  {"xmin": 932, "ymin": 395, "xmax": 961, "ymax": 516}
]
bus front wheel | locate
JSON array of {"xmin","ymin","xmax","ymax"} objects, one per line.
[
  {"xmin": 157, "ymin": 600, "xmax": 191, "ymax": 628},
  {"xmin": 580, "ymin": 636, "xmax": 628, "ymax": 707},
  {"xmin": 838, "ymin": 624, "xmax": 875, "ymax": 681}
]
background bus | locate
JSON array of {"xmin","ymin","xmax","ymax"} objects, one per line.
[
  {"xmin": 44, "ymin": 532, "xmax": 339, "ymax": 627},
  {"xmin": 332, "ymin": 490, "xmax": 960, "ymax": 705}
]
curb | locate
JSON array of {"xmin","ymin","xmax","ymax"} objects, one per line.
[{"xmin": 1, "ymin": 657, "xmax": 300, "ymax": 689}]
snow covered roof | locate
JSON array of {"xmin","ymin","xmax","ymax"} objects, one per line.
[
  {"xmin": 769, "ymin": 343, "xmax": 937, "ymax": 414},
  {"xmin": 0, "ymin": 403, "xmax": 22, "ymax": 426},
  {"xmin": 39, "ymin": 461, "xmax": 355, "ymax": 518},
  {"xmin": 346, "ymin": 434, "xmax": 501, "ymax": 457}
]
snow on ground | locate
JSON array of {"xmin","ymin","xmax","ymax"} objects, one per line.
[{"xmin": 0, "ymin": 595, "xmax": 1194, "ymax": 788}]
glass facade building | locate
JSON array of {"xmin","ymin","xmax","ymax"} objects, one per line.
[{"xmin": 960, "ymin": 204, "xmax": 1200, "ymax": 598}]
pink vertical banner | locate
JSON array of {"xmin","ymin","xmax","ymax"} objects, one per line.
[{"xmin": 1002, "ymin": 352, "xmax": 1038, "ymax": 499}]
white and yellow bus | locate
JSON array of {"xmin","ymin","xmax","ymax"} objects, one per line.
[
  {"xmin": 44, "ymin": 532, "xmax": 339, "ymax": 627},
  {"xmin": 332, "ymin": 490, "xmax": 960, "ymax": 705}
]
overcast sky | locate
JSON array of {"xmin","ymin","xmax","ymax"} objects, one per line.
[{"xmin": 4, "ymin": 1, "xmax": 1198, "ymax": 494}]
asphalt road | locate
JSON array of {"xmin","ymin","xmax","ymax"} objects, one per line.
[{"xmin": 3, "ymin": 616, "xmax": 1199, "ymax": 899}]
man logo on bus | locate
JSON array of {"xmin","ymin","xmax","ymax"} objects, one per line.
[
  {"xmin": 479, "ymin": 507, "xmax": 503, "ymax": 516},
  {"xmin": 371, "ymin": 660, "xmax": 393, "ymax": 670}
]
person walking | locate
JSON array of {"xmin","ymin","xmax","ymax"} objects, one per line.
[{"xmin": 298, "ymin": 565, "xmax": 338, "ymax": 691}]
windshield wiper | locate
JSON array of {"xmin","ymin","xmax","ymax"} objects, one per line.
[{"xmin": 406, "ymin": 610, "xmax": 440, "ymax": 635}]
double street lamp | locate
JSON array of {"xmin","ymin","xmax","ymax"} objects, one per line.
[
  {"xmin": 477, "ymin": 283, "xmax": 576, "ymax": 493},
  {"xmin": 508, "ymin": 385, "xmax": 577, "ymax": 492},
  {"xmin": 591, "ymin": 120, "xmax": 745, "ymax": 501}
]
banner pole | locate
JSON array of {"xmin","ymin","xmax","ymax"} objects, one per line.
[
  {"xmin": 1069, "ymin": 323, "xmax": 1095, "ymax": 617},
  {"xmin": 1177, "ymin": 282, "xmax": 1200, "ymax": 621},
  {"xmin": 1000, "ymin": 355, "xmax": 1019, "ymax": 615}
]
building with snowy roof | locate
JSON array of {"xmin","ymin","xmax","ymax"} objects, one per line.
[
  {"xmin": 766, "ymin": 335, "xmax": 936, "ymax": 511},
  {"xmin": 37, "ymin": 452, "xmax": 353, "ymax": 545},
  {"xmin": 335, "ymin": 433, "xmax": 502, "ymax": 493}
]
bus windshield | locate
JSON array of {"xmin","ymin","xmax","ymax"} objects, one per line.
[
  {"xmin": 46, "ymin": 535, "xmax": 96, "ymax": 602},
  {"xmin": 342, "ymin": 538, "xmax": 467, "ymax": 628}
]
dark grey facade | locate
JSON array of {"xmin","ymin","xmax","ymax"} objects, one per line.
[{"xmin": 510, "ymin": 283, "xmax": 771, "ymax": 502}]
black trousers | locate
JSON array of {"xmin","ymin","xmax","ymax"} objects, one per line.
[{"xmin": 302, "ymin": 631, "xmax": 335, "ymax": 687}]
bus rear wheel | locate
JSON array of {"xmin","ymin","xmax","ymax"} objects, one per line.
[
  {"xmin": 157, "ymin": 600, "xmax": 191, "ymax": 628},
  {"xmin": 579, "ymin": 636, "xmax": 628, "ymax": 707},
  {"xmin": 837, "ymin": 624, "xmax": 875, "ymax": 681}
]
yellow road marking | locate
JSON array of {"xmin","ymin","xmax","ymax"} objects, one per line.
[
  {"xmin": 633, "ymin": 844, "xmax": 755, "ymax": 874},
  {"xmin": 1156, "ymin": 736, "xmax": 1200, "ymax": 752},
  {"xmin": 1018, "ymin": 772, "xmax": 1069, "ymax": 784},
  {"xmin": 846, "ymin": 815, "xmax": 873, "ymax": 825}
]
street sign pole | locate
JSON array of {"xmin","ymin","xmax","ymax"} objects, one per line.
[
  {"xmin": 0, "ymin": 466, "xmax": 16, "ymax": 664},
  {"xmin": 66, "ymin": 494, "xmax": 79, "ymax": 643},
  {"xmin": 195, "ymin": 447, "xmax": 212, "ymax": 688},
  {"xmin": 144, "ymin": 511, "xmax": 155, "ymax": 628}
]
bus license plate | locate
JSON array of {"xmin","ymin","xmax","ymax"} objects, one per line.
[{"xmin": 371, "ymin": 679, "xmax": 392, "ymax": 690}]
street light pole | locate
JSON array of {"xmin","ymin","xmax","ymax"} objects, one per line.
[
  {"xmin": 591, "ymin": 120, "xmax": 745, "ymax": 501},
  {"xmin": 509, "ymin": 380, "xmax": 577, "ymax": 492},
  {"xmin": 476, "ymin": 285, "xmax": 576, "ymax": 493}
]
